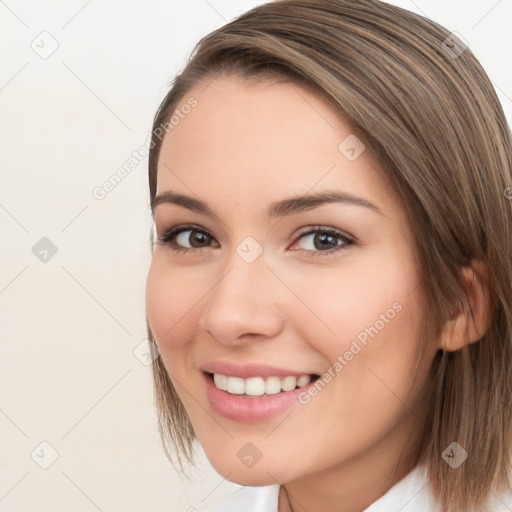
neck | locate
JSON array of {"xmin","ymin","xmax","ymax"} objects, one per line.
[{"xmin": 278, "ymin": 407, "xmax": 425, "ymax": 512}]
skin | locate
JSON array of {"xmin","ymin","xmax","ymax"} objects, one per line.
[{"xmin": 146, "ymin": 75, "xmax": 445, "ymax": 512}]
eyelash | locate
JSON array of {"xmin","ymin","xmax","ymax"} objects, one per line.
[{"xmin": 156, "ymin": 223, "xmax": 355, "ymax": 258}]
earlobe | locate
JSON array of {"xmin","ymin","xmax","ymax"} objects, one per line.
[{"xmin": 439, "ymin": 260, "xmax": 492, "ymax": 353}]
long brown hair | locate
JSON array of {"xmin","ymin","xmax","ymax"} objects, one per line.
[{"xmin": 146, "ymin": 1, "xmax": 512, "ymax": 510}]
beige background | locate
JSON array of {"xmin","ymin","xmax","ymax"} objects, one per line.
[{"xmin": 1, "ymin": 1, "xmax": 511, "ymax": 510}]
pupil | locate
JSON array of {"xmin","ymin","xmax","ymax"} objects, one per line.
[
  {"xmin": 315, "ymin": 232, "xmax": 337, "ymax": 250},
  {"xmin": 191, "ymin": 232, "xmax": 209, "ymax": 247}
]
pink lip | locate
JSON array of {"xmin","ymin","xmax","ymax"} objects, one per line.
[
  {"xmin": 202, "ymin": 369, "xmax": 319, "ymax": 423},
  {"xmin": 200, "ymin": 361, "xmax": 315, "ymax": 379}
]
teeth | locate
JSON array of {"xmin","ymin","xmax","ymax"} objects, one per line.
[
  {"xmin": 227, "ymin": 376, "xmax": 245, "ymax": 394},
  {"xmin": 265, "ymin": 376, "xmax": 282, "ymax": 395},
  {"xmin": 245, "ymin": 377, "xmax": 266, "ymax": 396},
  {"xmin": 297, "ymin": 375, "xmax": 311, "ymax": 387},
  {"xmin": 281, "ymin": 376, "xmax": 297, "ymax": 391},
  {"xmin": 212, "ymin": 373, "xmax": 312, "ymax": 396}
]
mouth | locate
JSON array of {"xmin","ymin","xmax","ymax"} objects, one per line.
[
  {"xmin": 205, "ymin": 371, "xmax": 321, "ymax": 398},
  {"xmin": 201, "ymin": 361, "xmax": 323, "ymax": 422}
]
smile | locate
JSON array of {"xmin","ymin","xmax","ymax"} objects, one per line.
[
  {"xmin": 203, "ymin": 370, "xmax": 321, "ymax": 422},
  {"xmin": 211, "ymin": 372, "xmax": 317, "ymax": 397}
]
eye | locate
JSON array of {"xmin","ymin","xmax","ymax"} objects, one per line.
[
  {"xmin": 156, "ymin": 224, "xmax": 218, "ymax": 254},
  {"xmin": 291, "ymin": 226, "xmax": 354, "ymax": 257},
  {"xmin": 156, "ymin": 224, "xmax": 354, "ymax": 257}
]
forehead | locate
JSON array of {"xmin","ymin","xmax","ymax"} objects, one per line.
[{"xmin": 155, "ymin": 75, "xmax": 397, "ymax": 217}]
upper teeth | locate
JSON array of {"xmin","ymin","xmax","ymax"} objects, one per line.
[{"xmin": 213, "ymin": 373, "xmax": 312, "ymax": 396}]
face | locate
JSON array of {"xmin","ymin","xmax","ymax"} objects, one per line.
[{"xmin": 146, "ymin": 75, "xmax": 440, "ymax": 486}]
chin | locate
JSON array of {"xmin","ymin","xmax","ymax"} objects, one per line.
[
  {"xmin": 223, "ymin": 469, "xmax": 281, "ymax": 487},
  {"xmin": 206, "ymin": 453, "xmax": 296, "ymax": 487}
]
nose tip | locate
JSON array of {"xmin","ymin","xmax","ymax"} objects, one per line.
[{"xmin": 198, "ymin": 262, "xmax": 284, "ymax": 347}]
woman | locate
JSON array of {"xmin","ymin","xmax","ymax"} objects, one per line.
[{"xmin": 145, "ymin": 1, "xmax": 512, "ymax": 510}]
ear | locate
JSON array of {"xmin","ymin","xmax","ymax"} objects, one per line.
[{"xmin": 439, "ymin": 260, "xmax": 492, "ymax": 352}]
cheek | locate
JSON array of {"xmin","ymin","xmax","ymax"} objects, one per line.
[
  {"xmin": 146, "ymin": 258, "xmax": 203, "ymax": 408},
  {"xmin": 276, "ymin": 256, "xmax": 414, "ymax": 354},
  {"xmin": 145, "ymin": 256, "xmax": 200, "ymax": 354},
  {"xmin": 317, "ymin": 282, "xmax": 427, "ymax": 420},
  {"xmin": 290, "ymin": 255, "xmax": 427, "ymax": 402}
]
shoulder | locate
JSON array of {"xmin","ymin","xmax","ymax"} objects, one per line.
[
  {"xmin": 203, "ymin": 484, "xmax": 280, "ymax": 512},
  {"xmin": 363, "ymin": 464, "xmax": 437, "ymax": 511},
  {"xmin": 364, "ymin": 464, "xmax": 512, "ymax": 512},
  {"xmin": 201, "ymin": 468, "xmax": 512, "ymax": 512}
]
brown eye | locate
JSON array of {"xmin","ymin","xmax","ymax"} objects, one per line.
[
  {"xmin": 176, "ymin": 230, "xmax": 212, "ymax": 248},
  {"xmin": 292, "ymin": 227, "xmax": 354, "ymax": 257},
  {"xmin": 157, "ymin": 225, "xmax": 218, "ymax": 254}
]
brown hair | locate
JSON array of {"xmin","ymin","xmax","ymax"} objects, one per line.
[{"xmin": 146, "ymin": 1, "xmax": 512, "ymax": 510}]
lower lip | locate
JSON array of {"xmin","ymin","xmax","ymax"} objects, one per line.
[{"xmin": 203, "ymin": 372, "xmax": 316, "ymax": 423}]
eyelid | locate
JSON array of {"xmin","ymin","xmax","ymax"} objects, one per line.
[
  {"xmin": 156, "ymin": 223, "xmax": 215, "ymax": 253},
  {"xmin": 289, "ymin": 226, "xmax": 355, "ymax": 256},
  {"xmin": 293, "ymin": 225, "xmax": 355, "ymax": 243},
  {"xmin": 155, "ymin": 223, "xmax": 355, "ymax": 256}
]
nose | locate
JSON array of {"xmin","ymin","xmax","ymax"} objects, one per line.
[{"xmin": 198, "ymin": 251, "xmax": 285, "ymax": 346}]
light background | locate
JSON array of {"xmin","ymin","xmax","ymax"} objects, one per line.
[{"xmin": 1, "ymin": 1, "xmax": 511, "ymax": 511}]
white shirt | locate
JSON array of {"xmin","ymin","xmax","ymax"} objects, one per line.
[{"xmin": 204, "ymin": 464, "xmax": 512, "ymax": 511}]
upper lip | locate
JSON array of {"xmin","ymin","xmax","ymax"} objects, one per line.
[{"xmin": 201, "ymin": 361, "xmax": 317, "ymax": 379}]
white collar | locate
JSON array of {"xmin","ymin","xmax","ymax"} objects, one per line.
[{"xmin": 204, "ymin": 464, "xmax": 512, "ymax": 511}]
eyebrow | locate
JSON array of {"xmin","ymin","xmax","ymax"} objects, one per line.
[{"xmin": 151, "ymin": 189, "xmax": 383, "ymax": 218}]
